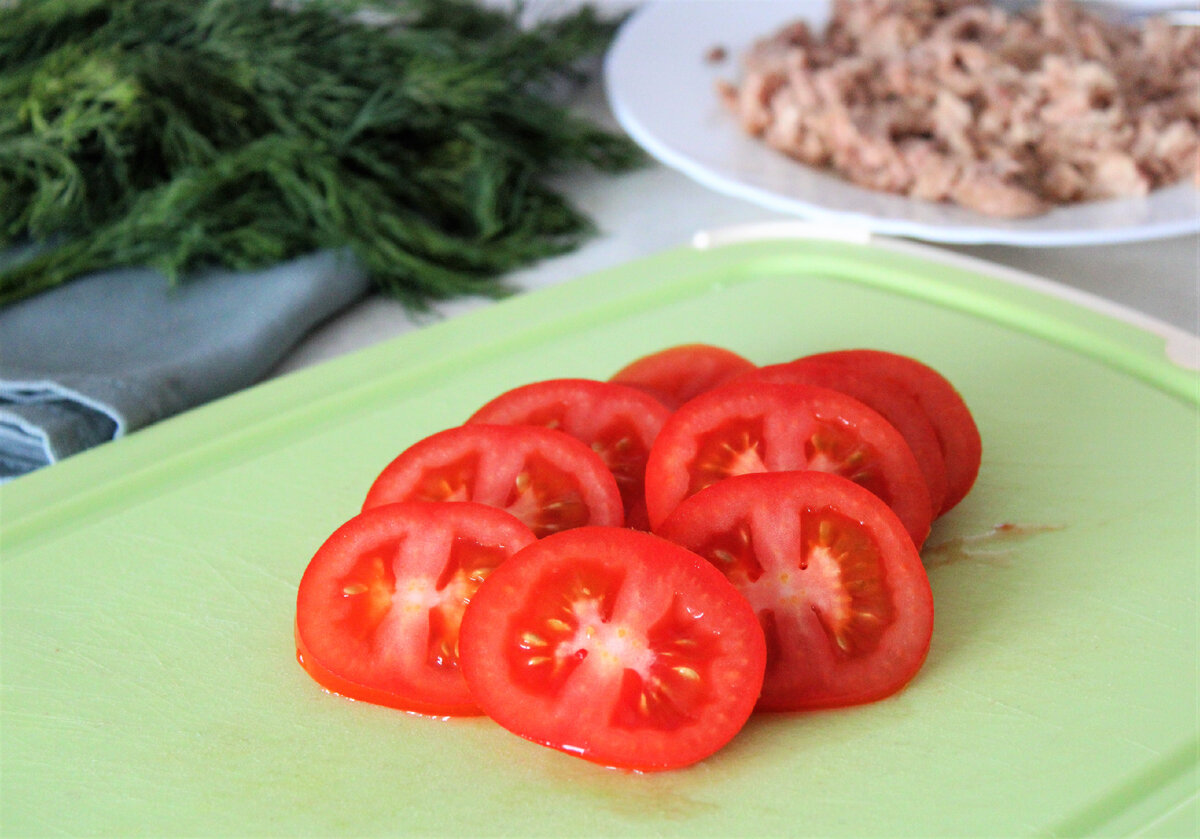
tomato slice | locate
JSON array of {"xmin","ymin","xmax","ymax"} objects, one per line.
[
  {"xmin": 458, "ymin": 526, "xmax": 767, "ymax": 771},
  {"xmin": 295, "ymin": 502, "xmax": 537, "ymax": 716},
  {"xmin": 643, "ymin": 381, "xmax": 933, "ymax": 547},
  {"xmin": 362, "ymin": 424, "xmax": 625, "ymax": 537},
  {"xmin": 802, "ymin": 349, "xmax": 982, "ymax": 514},
  {"xmin": 657, "ymin": 471, "xmax": 934, "ymax": 711},
  {"xmin": 466, "ymin": 378, "xmax": 671, "ymax": 529},
  {"xmin": 609, "ymin": 343, "xmax": 756, "ymax": 410},
  {"xmin": 738, "ymin": 359, "xmax": 950, "ymax": 517}
]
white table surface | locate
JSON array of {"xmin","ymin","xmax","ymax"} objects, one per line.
[{"xmin": 273, "ymin": 3, "xmax": 1200, "ymax": 380}]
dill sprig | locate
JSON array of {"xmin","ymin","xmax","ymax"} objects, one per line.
[{"xmin": 0, "ymin": 0, "xmax": 644, "ymax": 307}]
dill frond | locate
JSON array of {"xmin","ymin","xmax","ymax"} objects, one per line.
[{"xmin": 0, "ymin": 0, "xmax": 644, "ymax": 307}]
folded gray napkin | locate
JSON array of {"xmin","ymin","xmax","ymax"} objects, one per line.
[{"xmin": 0, "ymin": 249, "xmax": 370, "ymax": 480}]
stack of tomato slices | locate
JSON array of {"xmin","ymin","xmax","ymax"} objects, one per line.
[{"xmin": 294, "ymin": 343, "xmax": 981, "ymax": 772}]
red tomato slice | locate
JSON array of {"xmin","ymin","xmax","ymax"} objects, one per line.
[
  {"xmin": 362, "ymin": 424, "xmax": 624, "ymax": 537},
  {"xmin": 802, "ymin": 349, "xmax": 981, "ymax": 514},
  {"xmin": 609, "ymin": 343, "xmax": 756, "ymax": 410},
  {"xmin": 295, "ymin": 502, "xmax": 537, "ymax": 716},
  {"xmin": 458, "ymin": 526, "xmax": 767, "ymax": 771},
  {"xmin": 738, "ymin": 359, "xmax": 950, "ymax": 516},
  {"xmin": 466, "ymin": 378, "xmax": 671, "ymax": 529},
  {"xmin": 643, "ymin": 381, "xmax": 933, "ymax": 546},
  {"xmin": 657, "ymin": 471, "xmax": 934, "ymax": 711}
]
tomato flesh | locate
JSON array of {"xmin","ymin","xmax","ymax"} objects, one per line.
[
  {"xmin": 294, "ymin": 344, "xmax": 977, "ymax": 767},
  {"xmin": 362, "ymin": 424, "xmax": 624, "ymax": 537},
  {"xmin": 738, "ymin": 359, "xmax": 950, "ymax": 516},
  {"xmin": 466, "ymin": 378, "xmax": 670, "ymax": 527},
  {"xmin": 609, "ymin": 343, "xmax": 756, "ymax": 409},
  {"xmin": 459, "ymin": 526, "xmax": 766, "ymax": 771},
  {"xmin": 643, "ymin": 381, "xmax": 932, "ymax": 546},
  {"xmin": 802, "ymin": 349, "xmax": 981, "ymax": 514},
  {"xmin": 295, "ymin": 502, "xmax": 537, "ymax": 716},
  {"xmin": 657, "ymin": 471, "xmax": 934, "ymax": 711}
]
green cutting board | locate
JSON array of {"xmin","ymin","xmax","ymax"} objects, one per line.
[{"xmin": 2, "ymin": 236, "xmax": 1197, "ymax": 837}]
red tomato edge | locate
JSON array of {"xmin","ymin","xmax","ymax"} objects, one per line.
[{"xmin": 295, "ymin": 615, "xmax": 484, "ymax": 718}]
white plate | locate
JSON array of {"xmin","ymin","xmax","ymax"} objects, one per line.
[{"xmin": 603, "ymin": 0, "xmax": 1200, "ymax": 246}]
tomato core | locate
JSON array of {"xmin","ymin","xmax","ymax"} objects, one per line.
[
  {"xmin": 503, "ymin": 452, "xmax": 590, "ymax": 536},
  {"xmin": 688, "ymin": 415, "xmax": 768, "ymax": 495},
  {"xmin": 508, "ymin": 561, "xmax": 622, "ymax": 695},
  {"xmin": 411, "ymin": 452, "xmax": 478, "ymax": 502},
  {"xmin": 805, "ymin": 419, "xmax": 888, "ymax": 503},
  {"xmin": 611, "ymin": 594, "xmax": 722, "ymax": 731},
  {"xmin": 589, "ymin": 416, "xmax": 650, "ymax": 502},
  {"xmin": 800, "ymin": 507, "xmax": 895, "ymax": 657},
  {"xmin": 502, "ymin": 559, "xmax": 730, "ymax": 731},
  {"xmin": 426, "ymin": 537, "xmax": 510, "ymax": 670},
  {"xmin": 339, "ymin": 550, "xmax": 398, "ymax": 641}
]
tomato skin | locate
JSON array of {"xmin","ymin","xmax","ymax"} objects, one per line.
[
  {"xmin": 737, "ymin": 359, "xmax": 950, "ymax": 517},
  {"xmin": 609, "ymin": 343, "xmax": 756, "ymax": 410},
  {"xmin": 657, "ymin": 471, "xmax": 934, "ymax": 711},
  {"xmin": 802, "ymin": 349, "xmax": 981, "ymax": 514},
  {"xmin": 466, "ymin": 378, "xmax": 671, "ymax": 525},
  {"xmin": 458, "ymin": 526, "xmax": 767, "ymax": 771},
  {"xmin": 295, "ymin": 502, "xmax": 537, "ymax": 716},
  {"xmin": 642, "ymin": 381, "xmax": 933, "ymax": 547},
  {"xmin": 362, "ymin": 424, "xmax": 624, "ymax": 537}
]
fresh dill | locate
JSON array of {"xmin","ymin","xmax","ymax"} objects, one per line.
[{"xmin": 0, "ymin": 0, "xmax": 644, "ymax": 307}]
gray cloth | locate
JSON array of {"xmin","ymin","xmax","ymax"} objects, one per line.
[{"xmin": 0, "ymin": 249, "xmax": 370, "ymax": 480}]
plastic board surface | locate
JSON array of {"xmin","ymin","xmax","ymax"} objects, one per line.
[{"xmin": 2, "ymin": 238, "xmax": 1197, "ymax": 836}]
